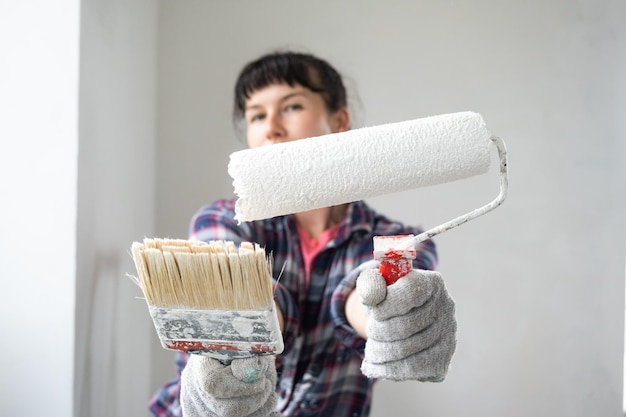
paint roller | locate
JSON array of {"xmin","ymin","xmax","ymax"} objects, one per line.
[{"xmin": 228, "ymin": 111, "xmax": 508, "ymax": 283}]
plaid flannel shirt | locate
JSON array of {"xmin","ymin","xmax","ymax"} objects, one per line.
[{"xmin": 149, "ymin": 198, "xmax": 437, "ymax": 417}]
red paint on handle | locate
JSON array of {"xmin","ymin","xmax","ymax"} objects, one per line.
[
  {"xmin": 373, "ymin": 235, "xmax": 417, "ymax": 285},
  {"xmin": 379, "ymin": 250, "xmax": 413, "ymax": 285},
  {"xmin": 163, "ymin": 339, "xmax": 277, "ymax": 353}
]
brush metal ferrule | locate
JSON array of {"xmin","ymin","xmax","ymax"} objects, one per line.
[{"xmin": 148, "ymin": 305, "xmax": 284, "ymax": 360}]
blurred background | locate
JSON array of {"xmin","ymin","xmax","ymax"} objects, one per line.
[{"xmin": 1, "ymin": 0, "xmax": 624, "ymax": 416}]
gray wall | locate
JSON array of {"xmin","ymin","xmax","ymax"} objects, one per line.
[
  {"xmin": 155, "ymin": 1, "xmax": 625, "ymax": 416},
  {"xmin": 76, "ymin": 0, "xmax": 158, "ymax": 416}
]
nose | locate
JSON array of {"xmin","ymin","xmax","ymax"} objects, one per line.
[{"xmin": 265, "ymin": 112, "xmax": 286, "ymax": 143}]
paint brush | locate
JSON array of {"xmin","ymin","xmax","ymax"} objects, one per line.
[{"xmin": 129, "ymin": 238, "xmax": 283, "ymax": 362}]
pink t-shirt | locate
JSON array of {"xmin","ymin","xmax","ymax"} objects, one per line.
[{"xmin": 296, "ymin": 222, "xmax": 340, "ymax": 283}]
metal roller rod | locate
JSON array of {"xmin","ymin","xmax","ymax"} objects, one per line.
[{"xmin": 393, "ymin": 135, "xmax": 509, "ymax": 250}]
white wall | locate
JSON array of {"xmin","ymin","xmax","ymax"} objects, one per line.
[
  {"xmin": 0, "ymin": 2, "xmax": 79, "ymax": 416},
  {"xmin": 155, "ymin": 1, "xmax": 626, "ymax": 416}
]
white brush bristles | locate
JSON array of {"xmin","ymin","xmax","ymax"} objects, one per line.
[{"xmin": 130, "ymin": 238, "xmax": 274, "ymax": 311}]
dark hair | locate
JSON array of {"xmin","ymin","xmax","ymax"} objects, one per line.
[{"xmin": 233, "ymin": 51, "xmax": 348, "ymax": 120}]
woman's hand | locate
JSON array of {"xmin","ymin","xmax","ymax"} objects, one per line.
[
  {"xmin": 357, "ymin": 268, "xmax": 457, "ymax": 382},
  {"xmin": 181, "ymin": 355, "xmax": 280, "ymax": 417}
]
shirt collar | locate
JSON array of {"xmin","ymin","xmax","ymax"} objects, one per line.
[{"xmin": 332, "ymin": 201, "xmax": 375, "ymax": 247}]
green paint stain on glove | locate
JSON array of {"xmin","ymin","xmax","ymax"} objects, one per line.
[{"xmin": 240, "ymin": 367, "xmax": 262, "ymax": 382}]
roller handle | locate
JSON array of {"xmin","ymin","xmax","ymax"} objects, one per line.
[
  {"xmin": 373, "ymin": 236, "xmax": 417, "ymax": 285},
  {"xmin": 379, "ymin": 253, "xmax": 414, "ymax": 285},
  {"xmin": 374, "ymin": 135, "xmax": 509, "ymax": 285}
]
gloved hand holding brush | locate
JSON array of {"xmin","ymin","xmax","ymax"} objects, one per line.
[
  {"xmin": 180, "ymin": 354, "xmax": 280, "ymax": 417},
  {"xmin": 356, "ymin": 267, "xmax": 457, "ymax": 382}
]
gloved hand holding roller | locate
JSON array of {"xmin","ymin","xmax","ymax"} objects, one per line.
[
  {"xmin": 357, "ymin": 265, "xmax": 457, "ymax": 382},
  {"xmin": 135, "ymin": 50, "xmax": 508, "ymax": 417}
]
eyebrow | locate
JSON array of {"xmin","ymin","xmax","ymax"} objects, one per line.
[{"xmin": 244, "ymin": 92, "xmax": 308, "ymax": 112}]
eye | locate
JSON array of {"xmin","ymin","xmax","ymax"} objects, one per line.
[
  {"xmin": 247, "ymin": 113, "xmax": 265, "ymax": 123},
  {"xmin": 284, "ymin": 103, "xmax": 303, "ymax": 112}
]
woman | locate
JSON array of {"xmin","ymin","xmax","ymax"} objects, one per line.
[{"xmin": 150, "ymin": 51, "xmax": 457, "ymax": 417}]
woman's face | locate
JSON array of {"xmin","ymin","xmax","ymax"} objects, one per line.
[{"xmin": 244, "ymin": 83, "xmax": 349, "ymax": 148}]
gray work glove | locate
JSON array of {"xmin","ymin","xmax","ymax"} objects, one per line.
[
  {"xmin": 180, "ymin": 354, "xmax": 280, "ymax": 417},
  {"xmin": 357, "ymin": 268, "xmax": 457, "ymax": 382}
]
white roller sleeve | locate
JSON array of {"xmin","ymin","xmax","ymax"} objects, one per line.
[{"xmin": 228, "ymin": 111, "xmax": 492, "ymax": 222}]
